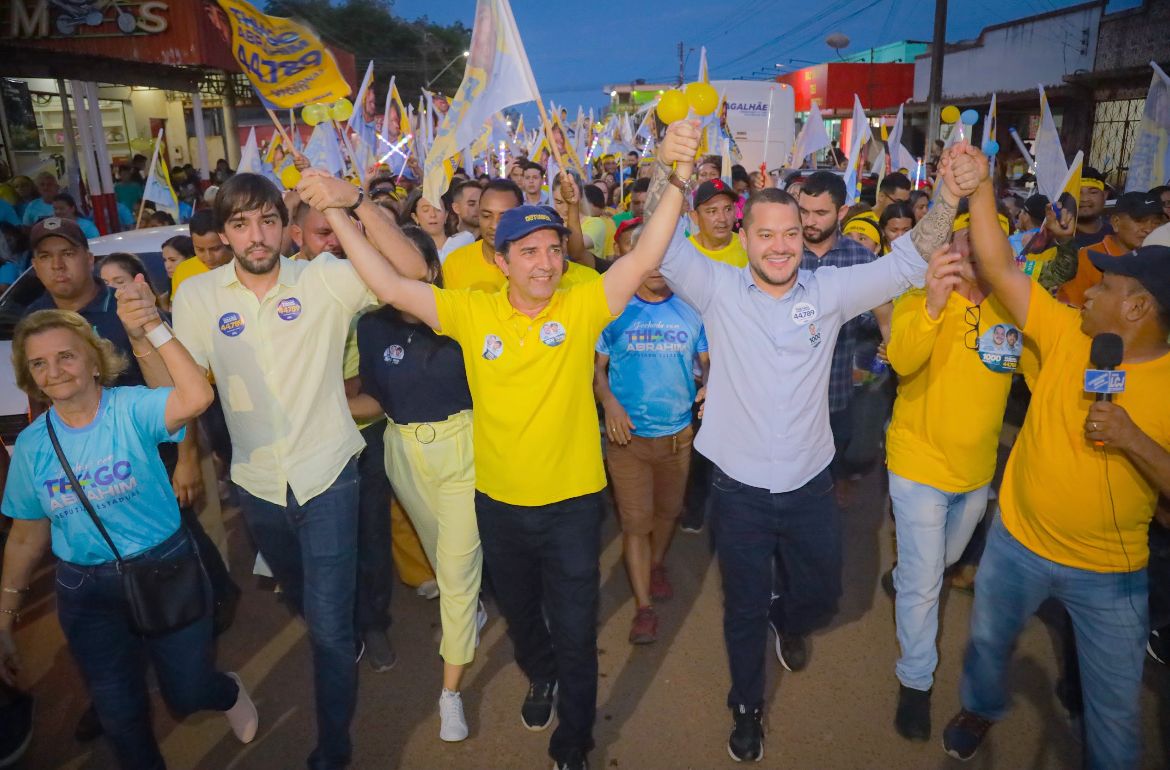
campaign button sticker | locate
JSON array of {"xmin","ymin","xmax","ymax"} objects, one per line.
[
  {"xmin": 791, "ymin": 301, "xmax": 818, "ymax": 324},
  {"xmin": 540, "ymin": 321, "xmax": 566, "ymax": 347},
  {"xmin": 276, "ymin": 297, "xmax": 302, "ymax": 321},
  {"xmin": 483, "ymin": 334, "xmax": 504, "ymax": 360},
  {"xmin": 384, "ymin": 345, "xmax": 405, "ymax": 364},
  {"xmin": 218, "ymin": 312, "xmax": 245, "ymax": 337}
]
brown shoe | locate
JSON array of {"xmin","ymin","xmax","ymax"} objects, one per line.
[
  {"xmin": 629, "ymin": 606, "xmax": 658, "ymax": 644},
  {"xmin": 650, "ymin": 564, "xmax": 673, "ymax": 602}
]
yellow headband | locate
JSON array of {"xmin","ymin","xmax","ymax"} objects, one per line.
[
  {"xmin": 1080, "ymin": 178, "xmax": 1105, "ymax": 191},
  {"xmin": 843, "ymin": 217, "xmax": 880, "ymax": 243},
  {"xmin": 951, "ymin": 212, "xmax": 1011, "ymax": 235}
]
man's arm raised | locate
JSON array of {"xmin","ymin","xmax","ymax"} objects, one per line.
[
  {"xmin": 299, "ymin": 173, "xmax": 440, "ymax": 329},
  {"xmin": 602, "ymin": 120, "xmax": 700, "ymax": 314},
  {"xmin": 908, "ymin": 145, "xmax": 979, "ymax": 262},
  {"xmin": 963, "ymin": 146, "xmax": 1033, "ymax": 326}
]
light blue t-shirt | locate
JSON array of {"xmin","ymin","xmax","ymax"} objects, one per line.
[
  {"xmin": 21, "ymin": 198, "xmax": 53, "ymax": 226},
  {"xmin": 596, "ymin": 294, "xmax": 707, "ymax": 438},
  {"xmin": 0, "ymin": 199, "xmax": 18, "ymax": 227},
  {"xmin": 76, "ymin": 217, "xmax": 100, "ymax": 239},
  {"xmin": 2, "ymin": 387, "xmax": 185, "ymax": 565}
]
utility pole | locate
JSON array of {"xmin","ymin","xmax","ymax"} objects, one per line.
[
  {"xmin": 926, "ymin": 0, "xmax": 947, "ymax": 158},
  {"xmin": 678, "ymin": 41, "xmax": 685, "ymax": 86}
]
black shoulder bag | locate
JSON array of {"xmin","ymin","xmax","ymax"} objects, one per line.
[{"xmin": 45, "ymin": 413, "xmax": 209, "ymax": 637}]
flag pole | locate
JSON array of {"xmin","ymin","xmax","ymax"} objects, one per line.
[
  {"xmin": 760, "ymin": 86, "xmax": 775, "ymax": 181},
  {"xmin": 265, "ymin": 106, "xmax": 294, "ymax": 150},
  {"xmin": 137, "ymin": 127, "xmax": 163, "ymax": 228},
  {"xmin": 535, "ymin": 100, "xmax": 567, "ymax": 175}
]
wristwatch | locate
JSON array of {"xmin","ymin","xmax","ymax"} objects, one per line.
[{"xmin": 668, "ymin": 172, "xmax": 695, "ymax": 204}]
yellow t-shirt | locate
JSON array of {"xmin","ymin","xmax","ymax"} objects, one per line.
[
  {"xmin": 688, "ymin": 234, "xmax": 747, "ymax": 268},
  {"xmin": 601, "ymin": 216, "xmax": 617, "ymax": 258},
  {"xmin": 885, "ymin": 290, "xmax": 1033, "ymax": 492},
  {"xmin": 442, "ymin": 240, "xmax": 503, "ymax": 293},
  {"xmin": 171, "ymin": 257, "xmax": 209, "ymax": 297},
  {"xmin": 441, "ymin": 238, "xmax": 600, "ymax": 293},
  {"xmin": 581, "ymin": 216, "xmax": 607, "ymax": 260},
  {"xmin": 432, "ymin": 279, "xmax": 616, "ymax": 506},
  {"xmin": 1000, "ymin": 281, "xmax": 1170, "ymax": 571}
]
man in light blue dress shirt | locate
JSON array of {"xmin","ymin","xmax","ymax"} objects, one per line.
[{"xmin": 644, "ymin": 146, "xmax": 982, "ymax": 762}]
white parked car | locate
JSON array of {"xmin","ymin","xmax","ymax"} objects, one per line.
[{"xmin": 0, "ymin": 224, "xmax": 188, "ymax": 446}]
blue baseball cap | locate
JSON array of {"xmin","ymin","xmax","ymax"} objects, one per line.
[
  {"xmin": 1089, "ymin": 245, "xmax": 1170, "ymax": 312},
  {"xmin": 494, "ymin": 204, "xmax": 571, "ymax": 253}
]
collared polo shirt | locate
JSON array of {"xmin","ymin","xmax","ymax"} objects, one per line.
[
  {"xmin": 172, "ymin": 254, "xmax": 374, "ymax": 505},
  {"xmin": 432, "ymin": 278, "xmax": 616, "ymax": 506},
  {"xmin": 661, "ymin": 223, "xmax": 926, "ymax": 493}
]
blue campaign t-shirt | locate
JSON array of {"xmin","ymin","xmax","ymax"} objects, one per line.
[
  {"xmin": 2, "ymin": 387, "xmax": 185, "ymax": 565},
  {"xmin": 596, "ymin": 294, "xmax": 708, "ymax": 438}
]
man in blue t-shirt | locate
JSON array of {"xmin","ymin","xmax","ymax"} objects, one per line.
[{"xmin": 595, "ymin": 222, "xmax": 709, "ymax": 645}]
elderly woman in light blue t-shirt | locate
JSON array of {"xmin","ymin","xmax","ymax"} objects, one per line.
[{"xmin": 0, "ymin": 279, "xmax": 258, "ymax": 769}]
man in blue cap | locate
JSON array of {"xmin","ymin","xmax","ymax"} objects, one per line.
[{"xmin": 296, "ymin": 118, "xmax": 701, "ymax": 770}]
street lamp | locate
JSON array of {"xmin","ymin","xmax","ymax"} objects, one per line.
[{"xmin": 426, "ymin": 50, "xmax": 470, "ymax": 89}]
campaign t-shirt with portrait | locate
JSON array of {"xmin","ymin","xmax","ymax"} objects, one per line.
[
  {"xmin": 2, "ymin": 387, "xmax": 185, "ymax": 565},
  {"xmin": 597, "ymin": 294, "xmax": 707, "ymax": 438}
]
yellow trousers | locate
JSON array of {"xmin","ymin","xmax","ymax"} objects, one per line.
[
  {"xmin": 384, "ymin": 410, "xmax": 482, "ymax": 665},
  {"xmin": 390, "ymin": 498, "xmax": 436, "ymax": 587}
]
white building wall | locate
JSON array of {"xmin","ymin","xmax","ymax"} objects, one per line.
[{"xmin": 913, "ymin": 4, "xmax": 1104, "ymax": 101}]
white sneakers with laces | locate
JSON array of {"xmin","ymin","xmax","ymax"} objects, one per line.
[{"xmin": 439, "ymin": 689, "xmax": 469, "ymax": 742}]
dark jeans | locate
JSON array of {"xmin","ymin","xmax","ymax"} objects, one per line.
[
  {"xmin": 201, "ymin": 388, "xmax": 233, "ymax": 467},
  {"xmin": 828, "ymin": 404, "xmax": 853, "ymax": 479},
  {"xmin": 179, "ymin": 505, "xmax": 239, "ymax": 610},
  {"xmin": 356, "ymin": 422, "xmax": 393, "ymax": 633},
  {"xmin": 475, "ymin": 490, "xmax": 602, "ymax": 764},
  {"xmin": 711, "ymin": 465, "xmax": 843, "ymax": 709},
  {"xmin": 56, "ymin": 529, "xmax": 237, "ymax": 770},
  {"xmin": 236, "ymin": 458, "xmax": 360, "ymax": 770}
]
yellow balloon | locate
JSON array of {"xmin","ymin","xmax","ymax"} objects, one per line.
[
  {"xmin": 685, "ymin": 82, "xmax": 719, "ymax": 117},
  {"xmin": 941, "ymin": 105, "xmax": 961, "ymax": 124},
  {"xmin": 129, "ymin": 137, "xmax": 154, "ymax": 154},
  {"xmin": 330, "ymin": 98, "xmax": 354, "ymax": 122},
  {"xmin": 0, "ymin": 183, "xmax": 15, "ymax": 206},
  {"xmin": 302, "ymin": 103, "xmax": 326, "ymax": 126},
  {"xmin": 279, "ymin": 165, "xmax": 302, "ymax": 189},
  {"xmin": 656, "ymin": 89, "xmax": 689, "ymax": 124}
]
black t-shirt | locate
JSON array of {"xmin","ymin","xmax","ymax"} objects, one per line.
[
  {"xmin": 1072, "ymin": 220, "xmax": 1113, "ymax": 249},
  {"xmin": 357, "ymin": 306, "xmax": 472, "ymax": 425}
]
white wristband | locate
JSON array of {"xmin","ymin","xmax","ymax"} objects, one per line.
[{"xmin": 145, "ymin": 324, "xmax": 174, "ymax": 349}]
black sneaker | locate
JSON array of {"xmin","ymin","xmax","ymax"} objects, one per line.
[
  {"xmin": 1147, "ymin": 628, "xmax": 1169, "ymax": 665},
  {"xmin": 727, "ymin": 704, "xmax": 764, "ymax": 762},
  {"xmin": 0, "ymin": 688, "xmax": 32, "ymax": 768},
  {"xmin": 773, "ymin": 631, "xmax": 807, "ymax": 672},
  {"xmin": 894, "ymin": 685, "xmax": 931, "ymax": 741},
  {"xmin": 552, "ymin": 751, "xmax": 588, "ymax": 770},
  {"xmin": 521, "ymin": 680, "xmax": 557, "ymax": 731},
  {"xmin": 942, "ymin": 709, "xmax": 992, "ymax": 761},
  {"xmin": 74, "ymin": 702, "xmax": 103, "ymax": 743}
]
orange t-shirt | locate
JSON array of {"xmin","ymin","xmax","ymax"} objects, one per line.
[{"xmin": 1057, "ymin": 234, "xmax": 1128, "ymax": 308}]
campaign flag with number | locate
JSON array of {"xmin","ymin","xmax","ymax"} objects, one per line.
[
  {"xmin": 1125, "ymin": 62, "xmax": 1170, "ymax": 193},
  {"xmin": 217, "ymin": 0, "xmax": 350, "ymax": 109}
]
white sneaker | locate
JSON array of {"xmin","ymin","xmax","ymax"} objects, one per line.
[
  {"xmin": 475, "ymin": 600, "xmax": 488, "ymax": 648},
  {"xmin": 439, "ymin": 689, "xmax": 468, "ymax": 742},
  {"xmin": 416, "ymin": 580, "xmax": 440, "ymax": 600},
  {"xmin": 224, "ymin": 672, "xmax": 258, "ymax": 743}
]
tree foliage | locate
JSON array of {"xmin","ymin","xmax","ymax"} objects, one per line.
[{"xmin": 265, "ymin": 0, "xmax": 471, "ymax": 107}]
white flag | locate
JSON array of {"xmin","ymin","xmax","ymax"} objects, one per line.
[
  {"xmin": 1125, "ymin": 62, "xmax": 1170, "ymax": 193},
  {"xmin": 1034, "ymin": 86, "xmax": 1069, "ymax": 200},
  {"xmin": 424, "ymin": 0, "xmax": 542, "ymax": 205},
  {"xmin": 885, "ymin": 103, "xmax": 916, "ymax": 173},
  {"xmin": 792, "ymin": 102, "xmax": 831, "ymax": 167},
  {"xmin": 842, "ymin": 95, "xmax": 871, "ymax": 205}
]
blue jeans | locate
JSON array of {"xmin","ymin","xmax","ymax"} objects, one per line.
[
  {"xmin": 237, "ymin": 458, "xmax": 360, "ymax": 770},
  {"xmin": 961, "ymin": 516, "xmax": 1148, "ymax": 769},
  {"xmin": 710, "ymin": 465, "xmax": 842, "ymax": 709},
  {"xmin": 889, "ymin": 472, "xmax": 988, "ymax": 690},
  {"xmin": 475, "ymin": 491, "xmax": 601, "ymax": 765},
  {"xmin": 56, "ymin": 529, "xmax": 237, "ymax": 770}
]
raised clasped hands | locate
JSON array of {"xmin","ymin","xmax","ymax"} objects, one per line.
[
  {"xmin": 938, "ymin": 142, "xmax": 990, "ymax": 202},
  {"xmin": 115, "ymin": 274, "xmax": 161, "ymax": 340},
  {"xmin": 657, "ymin": 120, "xmax": 701, "ymax": 178},
  {"xmin": 297, "ymin": 169, "xmax": 361, "ymax": 211}
]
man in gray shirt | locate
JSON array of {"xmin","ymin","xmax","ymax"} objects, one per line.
[{"xmin": 643, "ymin": 146, "xmax": 981, "ymax": 761}]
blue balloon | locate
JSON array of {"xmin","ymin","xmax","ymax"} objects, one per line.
[
  {"xmin": 982, "ymin": 140, "xmax": 1000, "ymax": 156},
  {"xmin": 960, "ymin": 109, "xmax": 980, "ymax": 125}
]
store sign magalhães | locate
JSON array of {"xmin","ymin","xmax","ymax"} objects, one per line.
[{"xmin": 8, "ymin": 0, "xmax": 169, "ymax": 39}]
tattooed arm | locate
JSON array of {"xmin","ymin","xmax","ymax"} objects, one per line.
[
  {"xmin": 907, "ymin": 145, "xmax": 978, "ymax": 262},
  {"xmin": 640, "ymin": 157, "xmax": 677, "ymax": 225}
]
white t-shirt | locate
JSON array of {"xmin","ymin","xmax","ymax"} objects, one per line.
[{"xmin": 439, "ymin": 231, "xmax": 476, "ymax": 263}]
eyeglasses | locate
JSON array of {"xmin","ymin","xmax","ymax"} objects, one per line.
[{"xmin": 964, "ymin": 305, "xmax": 981, "ymax": 351}]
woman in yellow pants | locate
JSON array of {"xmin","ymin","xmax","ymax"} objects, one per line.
[{"xmin": 349, "ymin": 227, "xmax": 482, "ymax": 742}]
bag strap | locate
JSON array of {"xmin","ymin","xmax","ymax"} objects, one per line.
[{"xmin": 44, "ymin": 412, "xmax": 124, "ymax": 565}]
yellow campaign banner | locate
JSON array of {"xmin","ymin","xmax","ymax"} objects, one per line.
[{"xmin": 217, "ymin": 0, "xmax": 350, "ymax": 109}]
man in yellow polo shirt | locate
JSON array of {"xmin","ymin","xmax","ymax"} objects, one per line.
[
  {"xmin": 444, "ymin": 177, "xmax": 600, "ymax": 292},
  {"xmin": 884, "ymin": 239, "xmax": 1029, "ymax": 742},
  {"xmin": 940, "ymin": 145, "xmax": 1170, "ymax": 767},
  {"xmin": 688, "ymin": 179, "xmax": 747, "ymax": 267},
  {"xmin": 172, "ymin": 172, "xmax": 426, "ymax": 770},
  {"xmin": 299, "ymin": 120, "xmax": 699, "ymax": 770}
]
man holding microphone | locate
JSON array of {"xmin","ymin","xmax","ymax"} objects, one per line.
[{"xmin": 944, "ymin": 144, "xmax": 1170, "ymax": 769}]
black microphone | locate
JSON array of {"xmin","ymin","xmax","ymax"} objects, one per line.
[{"xmin": 1088, "ymin": 333, "xmax": 1124, "ymax": 402}]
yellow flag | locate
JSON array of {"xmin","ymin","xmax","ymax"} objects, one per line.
[{"xmin": 217, "ymin": 0, "xmax": 350, "ymax": 109}]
